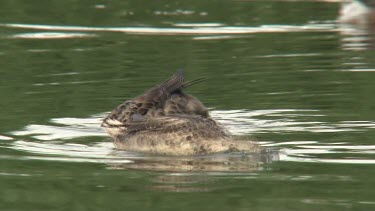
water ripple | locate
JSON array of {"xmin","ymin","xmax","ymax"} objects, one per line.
[
  {"xmin": 2, "ymin": 23, "xmax": 335, "ymax": 35},
  {"xmin": 0, "ymin": 135, "xmax": 13, "ymax": 140},
  {"xmin": 10, "ymin": 109, "xmax": 375, "ymax": 141},
  {"xmin": 281, "ymin": 152, "xmax": 375, "ymax": 164},
  {"xmin": 32, "ymin": 78, "xmax": 128, "ymax": 86},
  {"xmin": 7, "ymin": 109, "xmax": 375, "ymax": 165},
  {"xmin": 212, "ymin": 109, "xmax": 375, "ymax": 134},
  {"xmin": 10, "ymin": 32, "xmax": 96, "ymax": 39}
]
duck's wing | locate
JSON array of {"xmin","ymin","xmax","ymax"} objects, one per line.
[
  {"xmin": 125, "ymin": 114, "xmax": 227, "ymax": 138},
  {"xmin": 102, "ymin": 71, "xmax": 185, "ymax": 129}
]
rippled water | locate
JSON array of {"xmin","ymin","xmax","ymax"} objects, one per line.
[{"xmin": 1, "ymin": 0, "xmax": 375, "ymax": 210}]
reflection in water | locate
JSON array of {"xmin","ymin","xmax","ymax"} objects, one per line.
[
  {"xmin": 149, "ymin": 171, "xmax": 261, "ymax": 192},
  {"xmin": 7, "ymin": 139, "xmax": 277, "ymax": 192},
  {"xmin": 9, "ymin": 140, "xmax": 278, "ymax": 171},
  {"xmin": 108, "ymin": 152, "xmax": 277, "ymax": 172},
  {"xmin": 338, "ymin": 24, "xmax": 374, "ymax": 51},
  {"xmin": 150, "ymin": 174, "xmax": 213, "ymax": 192},
  {"xmin": 339, "ymin": 30, "xmax": 372, "ymax": 51}
]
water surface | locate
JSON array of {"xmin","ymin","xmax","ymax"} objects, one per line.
[{"xmin": 1, "ymin": 0, "xmax": 375, "ymax": 210}]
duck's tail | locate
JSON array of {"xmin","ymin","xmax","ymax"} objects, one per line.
[
  {"xmin": 143, "ymin": 70, "xmax": 206, "ymax": 104},
  {"xmin": 182, "ymin": 76, "xmax": 207, "ymax": 89},
  {"xmin": 143, "ymin": 70, "xmax": 184, "ymax": 99}
]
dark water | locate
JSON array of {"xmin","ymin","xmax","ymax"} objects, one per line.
[{"xmin": 1, "ymin": 0, "xmax": 375, "ymax": 210}]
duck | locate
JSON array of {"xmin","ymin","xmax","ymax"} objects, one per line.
[
  {"xmin": 101, "ymin": 71, "xmax": 259, "ymax": 156},
  {"xmin": 338, "ymin": 0, "xmax": 375, "ymax": 26}
]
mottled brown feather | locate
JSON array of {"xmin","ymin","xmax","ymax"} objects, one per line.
[
  {"xmin": 102, "ymin": 71, "xmax": 186, "ymax": 127},
  {"xmin": 102, "ymin": 71, "xmax": 259, "ymax": 155}
]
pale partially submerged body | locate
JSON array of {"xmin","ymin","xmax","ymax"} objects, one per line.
[
  {"xmin": 338, "ymin": 0, "xmax": 375, "ymax": 26},
  {"xmin": 101, "ymin": 71, "xmax": 259, "ymax": 156}
]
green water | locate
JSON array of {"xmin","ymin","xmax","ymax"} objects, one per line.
[{"xmin": 1, "ymin": 0, "xmax": 375, "ymax": 210}]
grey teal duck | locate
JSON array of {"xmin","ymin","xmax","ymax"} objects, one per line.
[{"xmin": 101, "ymin": 71, "xmax": 259, "ymax": 156}]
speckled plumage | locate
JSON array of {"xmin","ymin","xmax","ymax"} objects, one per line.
[{"xmin": 102, "ymin": 71, "xmax": 259, "ymax": 155}]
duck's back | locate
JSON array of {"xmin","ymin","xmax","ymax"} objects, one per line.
[{"xmin": 113, "ymin": 114, "xmax": 258, "ymax": 155}]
